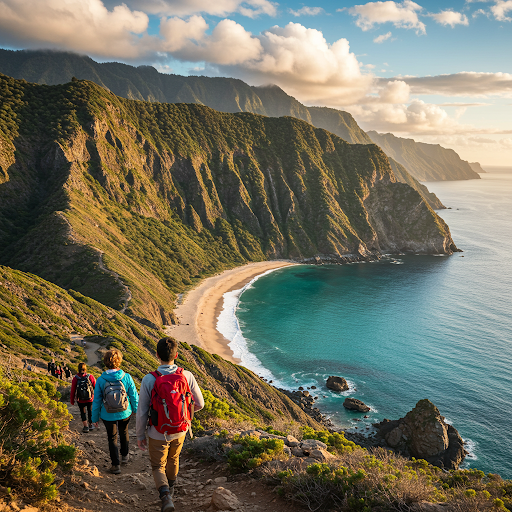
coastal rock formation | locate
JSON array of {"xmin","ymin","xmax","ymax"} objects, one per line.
[
  {"xmin": 343, "ymin": 397, "xmax": 370, "ymax": 412},
  {"xmin": 373, "ymin": 399, "xmax": 466, "ymax": 470},
  {"xmin": 326, "ymin": 376, "xmax": 349, "ymax": 391}
]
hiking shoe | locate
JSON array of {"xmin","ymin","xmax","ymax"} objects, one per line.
[
  {"xmin": 82, "ymin": 426, "xmax": 89, "ymax": 433},
  {"xmin": 88, "ymin": 423, "xmax": 95, "ymax": 431},
  {"xmin": 121, "ymin": 454, "xmax": 130, "ymax": 465},
  {"xmin": 110, "ymin": 465, "xmax": 121, "ymax": 475},
  {"xmin": 161, "ymin": 493, "xmax": 175, "ymax": 512}
]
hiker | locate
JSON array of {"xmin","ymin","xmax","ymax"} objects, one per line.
[
  {"xmin": 64, "ymin": 365, "xmax": 71, "ymax": 380},
  {"xmin": 47, "ymin": 360, "xmax": 53, "ymax": 373},
  {"xmin": 49, "ymin": 359, "xmax": 56, "ymax": 376},
  {"xmin": 91, "ymin": 348, "xmax": 138, "ymax": 475},
  {"xmin": 70, "ymin": 362, "xmax": 96, "ymax": 432},
  {"xmin": 136, "ymin": 337, "xmax": 204, "ymax": 512},
  {"xmin": 55, "ymin": 364, "xmax": 63, "ymax": 380}
]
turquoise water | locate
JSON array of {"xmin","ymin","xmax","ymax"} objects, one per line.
[{"xmin": 220, "ymin": 168, "xmax": 512, "ymax": 478}]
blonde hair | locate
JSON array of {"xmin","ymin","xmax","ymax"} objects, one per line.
[{"xmin": 103, "ymin": 348, "xmax": 123, "ymax": 369}]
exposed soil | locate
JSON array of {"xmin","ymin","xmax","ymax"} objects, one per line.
[{"xmin": 62, "ymin": 405, "xmax": 302, "ymax": 512}]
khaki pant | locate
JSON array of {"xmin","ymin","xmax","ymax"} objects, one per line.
[{"xmin": 148, "ymin": 435, "xmax": 186, "ymax": 490}]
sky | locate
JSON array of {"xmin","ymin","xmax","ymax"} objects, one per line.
[{"xmin": 1, "ymin": 0, "xmax": 512, "ymax": 166}]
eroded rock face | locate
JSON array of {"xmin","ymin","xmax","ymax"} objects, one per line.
[
  {"xmin": 326, "ymin": 376, "xmax": 349, "ymax": 392},
  {"xmin": 375, "ymin": 399, "xmax": 466, "ymax": 470},
  {"xmin": 343, "ymin": 398, "xmax": 370, "ymax": 412}
]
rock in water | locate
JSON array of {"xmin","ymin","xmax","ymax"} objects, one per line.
[
  {"xmin": 375, "ymin": 399, "xmax": 466, "ymax": 470},
  {"xmin": 326, "ymin": 376, "xmax": 349, "ymax": 391},
  {"xmin": 343, "ymin": 397, "xmax": 370, "ymax": 412}
]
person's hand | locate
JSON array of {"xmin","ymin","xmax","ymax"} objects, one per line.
[
  {"xmin": 138, "ymin": 439, "xmax": 147, "ymax": 451},
  {"xmin": 93, "ymin": 422, "xmax": 99, "ymax": 429}
]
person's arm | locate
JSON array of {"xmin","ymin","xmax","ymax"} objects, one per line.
[
  {"xmin": 89, "ymin": 374, "xmax": 96, "ymax": 388},
  {"xmin": 125, "ymin": 374, "xmax": 139, "ymax": 413},
  {"xmin": 187, "ymin": 373, "xmax": 204, "ymax": 412},
  {"xmin": 135, "ymin": 374, "xmax": 153, "ymax": 450},
  {"xmin": 91, "ymin": 376, "xmax": 103, "ymax": 424},
  {"xmin": 70, "ymin": 376, "xmax": 77, "ymax": 406}
]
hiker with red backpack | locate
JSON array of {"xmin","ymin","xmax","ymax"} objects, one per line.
[
  {"xmin": 136, "ymin": 337, "xmax": 204, "ymax": 512},
  {"xmin": 91, "ymin": 348, "xmax": 139, "ymax": 475},
  {"xmin": 70, "ymin": 362, "xmax": 97, "ymax": 433}
]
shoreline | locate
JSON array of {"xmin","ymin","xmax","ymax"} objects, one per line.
[{"xmin": 164, "ymin": 260, "xmax": 297, "ymax": 363}]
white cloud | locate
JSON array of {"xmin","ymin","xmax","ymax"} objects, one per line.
[
  {"xmin": 380, "ymin": 72, "xmax": 512, "ymax": 97},
  {"xmin": 430, "ymin": 10, "xmax": 469, "ymax": 27},
  {"xmin": 289, "ymin": 6, "xmax": 325, "ymax": 17},
  {"xmin": 0, "ymin": 0, "xmax": 149, "ymax": 58},
  {"xmin": 102, "ymin": 0, "xmax": 277, "ymax": 18},
  {"xmin": 160, "ymin": 17, "xmax": 262, "ymax": 64},
  {"xmin": 348, "ymin": 0, "xmax": 426, "ymax": 34},
  {"xmin": 216, "ymin": 22, "xmax": 374, "ymax": 105},
  {"xmin": 490, "ymin": 0, "xmax": 512, "ymax": 20},
  {"xmin": 373, "ymin": 31, "xmax": 393, "ymax": 42}
]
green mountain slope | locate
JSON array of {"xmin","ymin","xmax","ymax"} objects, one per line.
[
  {"xmin": 0, "ymin": 73, "xmax": 457, "ymax": 325},
  {"xmin": 367, "ymin": 131, "xmax": 480, "ymax": 181},
  {"xmin": 0, "ymin": 49, "xmax": 472, "ymax": 194},
  {"xmin": 0, "ymin": 264, "xmax": 322, "ymax": 429}
]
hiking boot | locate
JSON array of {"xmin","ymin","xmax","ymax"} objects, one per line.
[
  {"xmin": 110, "ymin": 465, "xmax": 121, "ymax": 475},
  {"xmin": 121, "ymin": 454, "xmax": 130, "ymax": 465},
  {"xmin": 82, "ymin": 425, "xmax": 89, "ymax": 433},
  {"xmin": 160, "ymin": 493, "xmax": 175, "ymax": 512}
]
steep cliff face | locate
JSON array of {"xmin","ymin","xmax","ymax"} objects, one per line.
[
  {"xmin": 0, "ymin": 74, "xmax": 457, "ymax": 324},
  {"xmin": 367, "ymin": 131, "xmax": 480, "ymax": 181}
]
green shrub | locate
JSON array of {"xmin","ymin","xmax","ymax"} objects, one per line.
[
  {"xmin": 0, "ymin": 372, "xmax": 75, "ymax": 502},
  {"xmin": 227, "ymin": 435, "xmax": 287, "ymax": 472}
]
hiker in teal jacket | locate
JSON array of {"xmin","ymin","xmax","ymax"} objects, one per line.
[{"xmin": 91, "ymin": 348, "xmax": 138, "ymax": 474}]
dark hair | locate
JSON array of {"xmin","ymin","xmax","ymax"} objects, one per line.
[
  {"xmin": 78, "ymin": 362, "xmax": 87, "ymax": 373},
  {"xmin": 157, "ymin": 337, "xmax": 178, "ymax": 363}
]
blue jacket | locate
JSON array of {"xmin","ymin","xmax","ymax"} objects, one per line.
[{"xmin": 91, "ymin": 369, "xmax": 138, "ymax": 422}]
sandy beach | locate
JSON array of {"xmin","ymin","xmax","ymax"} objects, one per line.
[{"xmin": 165, "ymin": 261, "xmax": 296, "ymax": 363}]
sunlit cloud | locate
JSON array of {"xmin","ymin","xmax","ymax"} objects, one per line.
[
  {"xmin": 347, "ymin": 1, "xmax": 426, "ymax": 34},
  {"xmin": 289, "ymin": 6, "xmax": 325, "ymax": 17},
  {"xmin": 490, "ymin": 0, "xmax": 512, "ymax": 21},
  {"xmin": 102, "ymin": 0, "xmax": 277, "ymax": 18},
  {"xmin": 373, "ymin": 31, "xmax": 393, "ymax": 42},
  {"xmin": 429, "ymin": 10, "xmax": 469, "ymax": 27}
]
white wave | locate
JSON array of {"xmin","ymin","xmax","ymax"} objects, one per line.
[
  {"xmin": 463, "ymin": 438, "xmax": 478, "ymax": 461},
  {"xmin": 216, "ymin": 267, "xmax": 286, "ymax": 384}
]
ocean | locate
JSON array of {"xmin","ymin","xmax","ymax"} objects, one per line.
[{"xmin": 217, "ymin": 167, "xmax": 512, "ymax": 478}]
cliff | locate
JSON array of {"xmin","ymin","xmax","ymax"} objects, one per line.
[
  {"xmin": 367, "ymin": 131, "xmax": 480, "ymax": 181},
  {"xmin": 0, "ymin": 74, "xmax": 457, "ymax": 325}
]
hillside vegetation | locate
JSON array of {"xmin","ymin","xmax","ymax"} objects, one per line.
[
  {"xmin": 0, "ymin": 74, "xmax": 456, "ymax": 325},
  {"xmin": 0, "ymin": 49, "xmax": 476, "ymax": 192}
]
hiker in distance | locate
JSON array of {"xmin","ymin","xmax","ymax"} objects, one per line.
[
  {"xmin": 70, "ymin": 362, "xmax": 96, "ymax": 432},
  {"xmin": 136, "ymin": 337, "xmax": 204, "ymax": 512},
  {"xmin": 92, "ymin": 348, "xmax": 139, "ymax": 474}
]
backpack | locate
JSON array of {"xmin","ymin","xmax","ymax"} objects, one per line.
[
  {"xmin": 149, "ymin": 368, "xmax": 194, "ymax": 436},
  {"xmin": 103, "ymin": 373, "xmax": 129, "ymax": 413},
  {"xmin": 76, "ymin": 374, "xmax": 94, "ymax": 401}
]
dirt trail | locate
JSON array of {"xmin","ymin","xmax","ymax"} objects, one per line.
[
  {"xmin": 70, "ymin": 335, "xmax": 101, "ymax": 366},
  {"xmin": 62, "ymin": 407, "xmax": 299, "ymax": 512}
]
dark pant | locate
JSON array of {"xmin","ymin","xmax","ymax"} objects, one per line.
[
  {"xmin": 102, "ymin": 417, "xmax": 130, "ymax": 466},
  {"xmin": 78, "ymin": 402, "xmax": 92, "ymax": 423}
]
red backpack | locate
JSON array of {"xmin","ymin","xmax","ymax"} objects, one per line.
[{"xmin": 149, "ymin": 368, "xmax": 194, "ymax": 436}]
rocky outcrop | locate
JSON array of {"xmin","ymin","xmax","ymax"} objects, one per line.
[
  {"xmin": 372, "ymin": 399, "xmax": 466, "ymax": 469},
  {"xmin": 326, "ymin": 375, "xmax": 349, "ymax": 391},
  {"xmin": 343, "ymin": 398, "xmax": 370, "ymax": 412}
]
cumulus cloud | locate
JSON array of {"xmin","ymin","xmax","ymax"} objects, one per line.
[
  {"xmin": 348, "ymin": 0, "xmax": 426, "ymax": 34},
  {"xmin": 379, "ymin": 72, "xmax": 512, "ymax": 97},
  {"xmin": 0, "ymin": 0, "xmax": 150, "ymax": 58},
  {"xmin": 289, "ymin": 6, "xmax": 325, "ymax": 16},
  {"xmin": 429, "ymin": 10, "xmax": 469, "ymax": 27},
  {"xmin": 490, "ymin": 0, "xmax": 512, "ymax": 20},
  {"xmin": 102, "ymin": 0, "xmax": 277, "ymax": 18},
  {"xmin": 373, "ymin": 31, "xmax": 393, "ymax": 42},
  {"xmin": 216, "ymin": 22, "xmax": 374, "ymax": 105}
]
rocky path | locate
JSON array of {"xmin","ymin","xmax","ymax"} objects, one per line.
[
  {"xmin": 62, "ymin": 407, "xmax": 300, "ymax": 512},
  {"xmin": 70, "ymin": 335, "xmax": 101, "ymax": 366}
]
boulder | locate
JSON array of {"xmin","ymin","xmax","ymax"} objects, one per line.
[
  {"xmin": 326, "ymin": 376, "xmax": 349, "ymax": 392},
  {"xmin": 300, "ymin": 439, "xmax": 327, "ymax": 452},
  {"xmin": 211, "ymin": 487, "xmax": 241, "ymax": 511},
  {"xmin": 285, "ymin": 435, "xmax": 300, "ymax": 447},
  {"xmin": 375, "ymin": 399, "xmax": 466, "ymax": 470},
  {"xmin": 310, "ymin": 449, "xmax": 335, "ymax": 461},
  {"xmin": 343, "ymin": 398, "xmax": 370, "ymax": 412}
]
